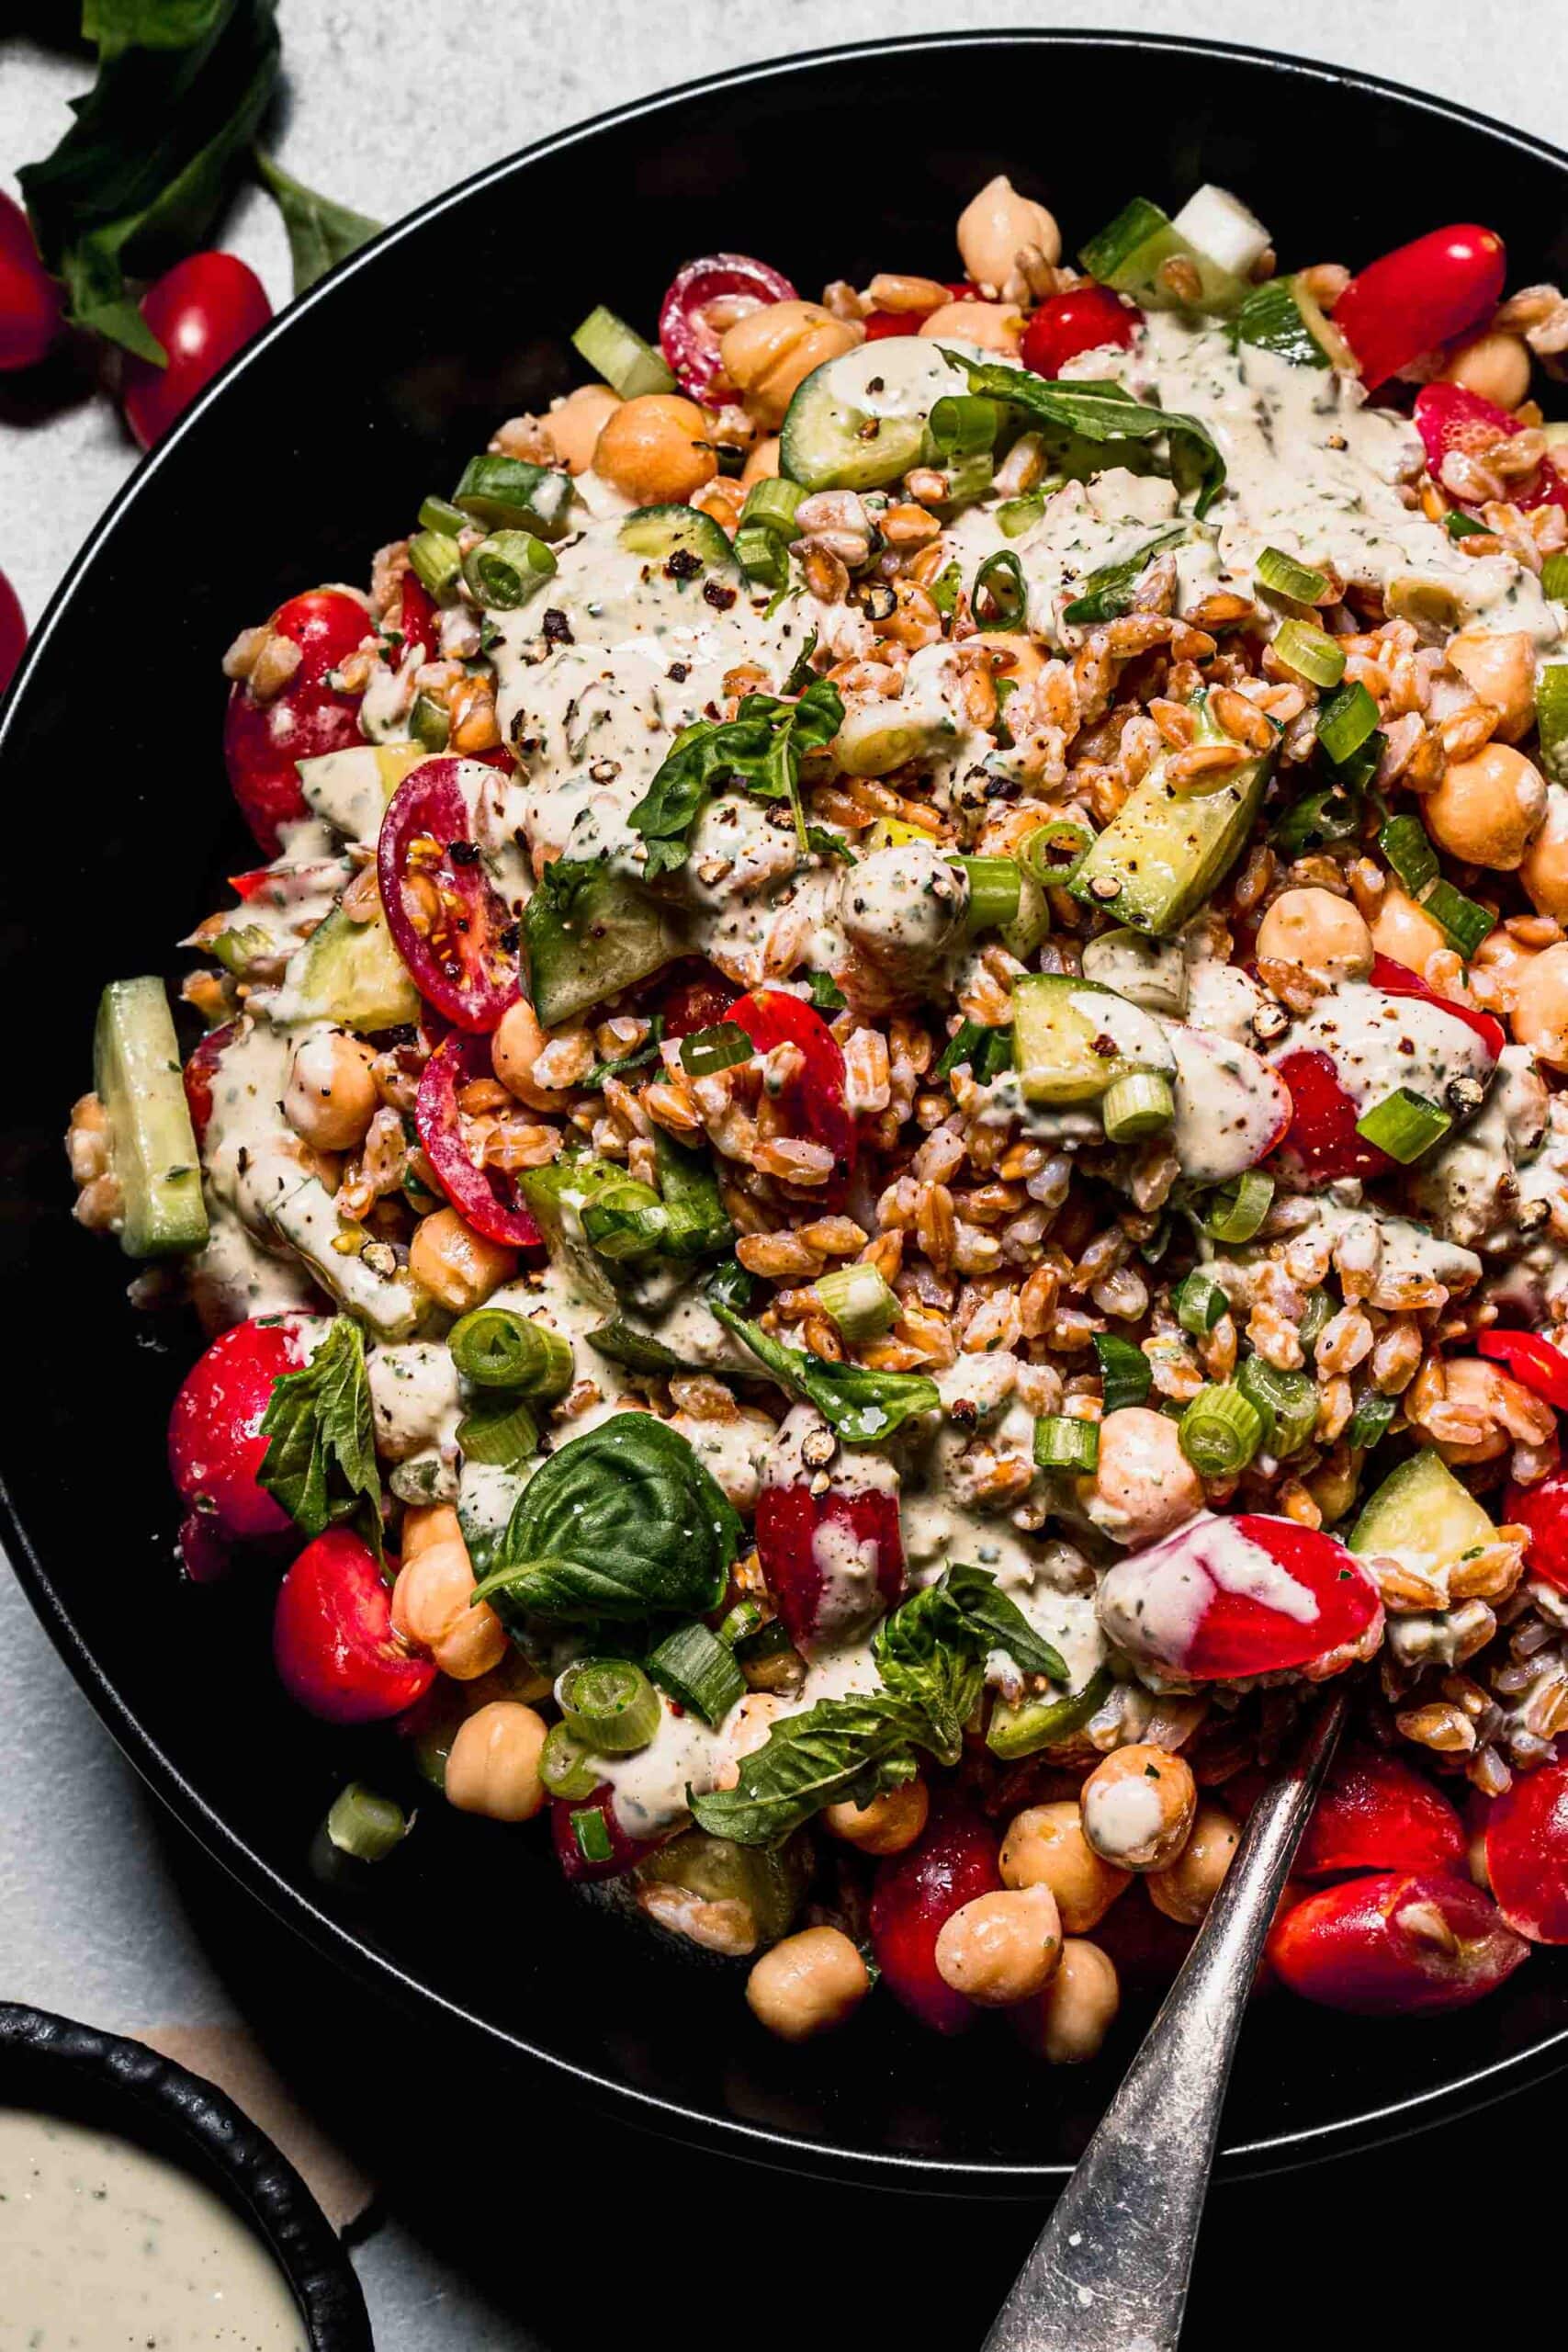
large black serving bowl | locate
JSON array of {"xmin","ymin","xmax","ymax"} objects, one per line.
[{"xmin": 6, "ymin": 30, "xmax": 1568, "ymax": 2189}]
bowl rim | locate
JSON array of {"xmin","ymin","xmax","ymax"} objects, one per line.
[{"xmin": 6, "ymin": 24, "xmax": 1568, "ymax": 2189}]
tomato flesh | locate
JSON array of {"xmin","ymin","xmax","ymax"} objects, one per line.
[
  {"xmin": 1298, "ymin": 1743, "xmax": 1466, "ymax": 1880},
  {"xmin": 121, "ymin": 251, "xmax": 273, "ymax": 449},
  {"xmin": 1415, "ymin": 380, "xmax": 1568, "ymax": 514},
  {"xmin": 0, "ymin": 564, "xmax": 26, "ymax": 700},
  {"xmin": 1505, "ymin": 1457, "xmax": 1568, "ymax": 1593},
  {"xmin": 167, "ymin": 1316, "xmax": 322, "ymax": 1547},
  {"xmin": 1021, "ymin": 284, "xmax": 1139, "ymax": 379},
  {"xmin": 658, "ymin": 254, "xmax": 797, "ymax": 401},
  {"xmin": 1268, "ymin": 1870, "xmax": 1528, "ymax": 2013},
  {"xmin": 862, "ymin": 283, "xmax": 976, "ymax": 341},
  {"xmin": 1485, "ymin": 1758, "xmax": 1568, "ymax": 1942},
  {"xmin": 552, "ymin": 1785, "xmax": 658, "ymax": 1883},
  {"xmin": 274, "ymin": 1528, "xmax": 434, "ymax": 1724},
  {"xmin": 378, "ymin": 755, "xmax": 521, "ymax": 1033},
  {"xmin": 1096, "ymin": 1512, "xmax": 1382, "ymax": 1682},
  {"xmin": 223, "ymin": 587, "xmax": 369, "ymax": 852},
  {"xmin": 870, "ymin": 1800, "xmax": 1000, "ymax": 2034},
  {"xmin": 728, "ymin": 986, "xmax": 855, "ymax": 1173},
  {"xmin": 754, "ymin": 1475, "xmax": 906, "ymax": 1654},
  {"xmin": 396, "ymin": 567, "xmax": 440, "ymax": 665},
  {"xmin": 414, "ymin": 1029, "xmax": 541, "ymax": 1249},
  {"xmin": 1334, "ymin": 223, "xmax": 1506, "ymax": 389},
  {"xmin": 0, "ymin": 193, "xmax": 62, "ymax": 372},
  {"xmin": 182, "ymin": 1019, "xmax": 238, "ymax": 1148},
  {"xmin": 1479, "ymin": 1330, "xmax": 1568, "ymax": 1413},
  {"xmin": 653, "ymin": 961, "xmax": 737, "ymax": 1039}
]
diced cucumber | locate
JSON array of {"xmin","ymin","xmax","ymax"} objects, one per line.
[
  {"xmin": 833, "ymin": 697, "xmax": 956, "ymax": 778},
  {"xmin": 1011, "ymin": 974, "xmax": 1175, "ymax": 1105},
  {"xmin": 93, "ymin": 978, "xmax": 209, "ymax": 1259},
  {"xmin": 523, "ymin": 864, "xmax": 681, "ymax": 1027},
  {"xmin": 1233, "ymin": 277, "xmax": 1340, "ymax": 370},
  {"xmin": 297, "ymin": 744, "xmax": 429, "ymax": 842},
  {"xmin": 1169, "ymin": 186, "xmax": 1271, "ymax": 280},
  {"xmin": 451, "ymin": 455, "xmax": 574, "ymax": 539},
  {"xmin": 1348, "ymin": 1448, "xmax": 1498, "ymax": 1586},
  {"xmin": 1537, "ymin": 670, "xmax": 1568, "ymax": 787},
  {"xmin": 269, "ymin": 1177, "xmax": 424, "ymax": 1338},
  {"xmin": 779, "ymin": 336, "xmax": 972, "ymax": 493},
  {"xmin": 1079, "ymin": 927, "xmax": 1190, "ymax": 1015},
  {"xmin": 1068, "ymin": 694, "xmax": 1276, "ymax": 935},
  {"xmin": 636, "ymin": 1828, "xmax": 807, "ymax": 1943},
  {"xmin": 273, "ymin": 901, "xmax": 421, "ymax": 1033},
  {"xmin": 618, "ymin": 503, "xmax": 741, "ymax": 578},
  {"xmin": 1079, "ymin": 197, "xmax": 1247, "ymax": 315}
]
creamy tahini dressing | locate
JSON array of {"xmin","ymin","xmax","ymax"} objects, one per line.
[
  {"xmin": 0, "ymin": 2109, "xmax": 307, "ymax": 2350},
  {"xmin": 1081, "ymin": 1772, "xmax": 1165, "ymax": 1863},
  {"xmin": 1096, "ymin": 1510, "xmax": 1315, "ymax": 1674},
  {"xmin": 1278, "ymin": 979, "xmax": 1496, "ymax": 1112}
]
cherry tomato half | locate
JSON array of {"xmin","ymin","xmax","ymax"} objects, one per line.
[
  {"xmin": 121, "ymin": 252, "xmax": 273, "ymax": 450},
  {"xmin": 658, "ymin": 254, "xmax": 797, "ymax": 401},
  {"xmin": 652, "ymin": 961, "xmax": 737, "ymax": 1039},
  {"xmin": 1478, "ymin": 1329, "xmax": 1568, "ymax": 1413},
  {"xmin": 1334, "ymin": 223, "xmax": 1506, "ymax": 390},
  {"xmin": 728, "ymin": 986, "xmax": 856, "ymax": 1173},
  {"xmin": 1414, "ymin": 381, "xmax": 1568, "ymax": 514},
  {"xmin": 551, "ymin": 1784, "xmax": 660, "ymax": 1883},
  {"xmin": 1505, "ymin": 1456, "xmax": 1568, "ymax": 1593},
  {"xmin": 222, "ymin": 587, "xmax": 369, "ymax": 852},
  {"xmin": 1297, "ymin": 1743, "xmax": 1466, "ymax": 1880},
  {"xmin": 1096, "ymin": 1512, "xmax": 1382, "ymax": 1682},
  {"xmin": 1267, "ymin": 1870, "xmax": 1528, "ymax": 2014},
  {"xmin": 870, "ymin": 1799, "xmax": 1001, "ymax": 2035},
  {"xmin": 754, "ymin": 1474, "xmax": 906, "ymax": 1654},
  {"xmin": 862, "ymin": 284, "xmax": 976, "ymax": 341},
  {"xmin": 1021, "ymin": 284, "xmax": 1140, "ymax": 379},
  {"xmin": 274, "ymin": 1528, "xmax": 434, "ymax": 1724},
  {"xmin": 1485, "ymin": 1758, "xmax": 1568, "ymax": 1942},
  {"xmin": 0, "ymin": 192, "xmax": 62, "ymax": 372},
  {"xmin": 0, "ymin": 563, "xmax": 25, "ymax": 700},
  {"xmin": 414, "ymin": 1029, "xmax": 542, "ymax": 1250},
  {"xmin": 167, "ymin": 1315, "xmax": 322, "ymax": 1548},
  {"xmin": 378, "ymin": 755, "xmax": 521, "ymax": 1033},
  {"xmin": 182, "ymin": 1019, "xmax": 238, "ymax": 1148},
  {"xmin": 397, "ymin": 568, "xmax": 440, "ymax": 666}
]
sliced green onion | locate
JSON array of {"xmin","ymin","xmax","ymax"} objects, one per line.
[
  {"xmin": 1334, "ymin": 730, "xmax": 1387, "ymax": 796},
  {"xmin": 929, "ymin": 560, "xmax": 964, "ymax": 616},
  {"xmin": 1022, "ymin": 819, "xmax": 1094, "ymax": 887},
  {"xmin": 975, "ymin": 1024, "xmax": 1014, "ymax": 1082},
  {"xmin": 1447, "ymin": 510, "xmax": 1493, "ymax": 541},
  {"xmin": 680, "ymin": 1021, "xmax": 753, "ymax": 1076},
  {"xmin": 1256, "ymin": 545, "xmax": 1329, "ymax": 604},
  {"xmin": 732, "ymin": 1616, "xmax": 799, "ymax": 1673},
  {"xmin": 716, "ymin": 1599, "xmax": 765, "ymax": 1648},
  {"xmin": 449, "ymin": 1307, "xmax": 573, "ymax": 1397},
  {"xmin": 558, "ymin": 1659, "xmax": 660, "ymax": 1755},
  {"xmin": 1539, "ymin": 662, "xmax": 1568, "ymax": 788},
  {"xmin": 740, "ymin": 477, "xmax": 806, "ymax": 535},
  {"xmin": 581, "ymin": 1180, "xmax": 669, "ymax": 1263},
  {"xmin": 646, "ymin": 1621, "xmax": 745, "ymax": 1725},
  {"xmin": 1299, "ymin": 1289, "xmax": 1333, "ymax": 1359},
  {"xmin": 1236, "ymin": 1357, "xmax": 1318, "ymax": 1456},
  {"xmin": 1317, "ymin": 679, "xmax": 1380, "ymax": 765},
  {"xmin": 1347, "ymin": 1389, "xmax": 1397, "ymax": 1452},
  {"xmin": 733, "ymin": 526, "xmax": 789, "ymax": 588},
  {"xmin": 934, "ymin": 1018, "xmax": 984, "ymax": 1080},
  {"xmin": 1542, "ymin": 550, "xmax": 1568, "ymax": 601},
  {"xmin": 209, "ymin": 922, "xmax": 271, "ymax": 977},
  {"xmin": 409, "ymin": 692, "xmax": 450, "ymax": 752},
  {"xmin": 1179, "ymin": 1383, "xmax": 1265, "ymax": 1477},
  {"xmin": 1355, "ymin": 1087, "xmax": 1452, "ymax": 1162},
  {"xmin": 1062, "ymin": 527, "xmax": 1186, "ymax": 628},
  {"xmin": 1101, "ymin": 1071, "xmax": 1175, "ymax": 1142},
  {"xmin": 1202, "ymin": 1170, "xmax": 1274, "ymax": 1244},
  {"xmin": 987, "ymin": 1665, "xmax": 1114, "ymax": 1759},
  {"xmin": 1271, "ymin": 617, "xmax": 1346, "ymax": 690},
  {"xmin": 972, "ymin": 548, "xmax": 1027, "ymax": 628},
  {"xmin": 1177, "ymin": 1268, "xmax": 1229, "ymax": 1336},
  {"xmin": 998, "ymin": 492, "xmax": 1045, "ymax": 538},
  {"xmin": 1379, "ymin": 814, "xmax": 1438, "ymax": 898},
  {"xmin": 570, "ymin": 304, "xmax": 676, "ymax": 399},
  {"xmin": 540, "ymin": 1721, "xmax": 599, "ymax": 1801},
  {"xmin": 570, "ymin": 1805, "xmax": 614, "ymax": 1864},
  {"xmin": 816, "ymin": 1262, "xmax": 898, "ymax": 1343},
  {"xmin": 1271, "ymin": 784, "xmax": 1361, "ymax": 856},
  {"xmin": 1422, "ymin": 879, "xmax": 1494, "ymax": 959},
  {"xmin": 1094, "ymin": 1332, "xmax": 1151, "ymax": 1414},
  {"xmin": 957, "ymin": 854, "xmax": 1023, "ymax": 932},
  {"xmin": 451, "ymin": 454, "xmax": 574, "ymax": 537},
  {"xmin": 462, "ymin": 529, "xmax": 556, "ymax": 609},
  {"xmin": 456, "ymin": 1395, "xmax": 539, "ymax": 1468},
  {"xmin": 418, "ymin": 494, "xmax": 470, "ymax": 537},
  {"xmin": 930, "ymin": 393, "xmax": 1002, "ymax": 503},
  {"xmin": 1034, "ymin": 1415, "xmax": 1100, "ymax": 1475},
  {"xmin": 408, "ymin": 528, "xmax": 462, "ymax": 599},
  {"xmin": 325, "ymin": 1782, "xmax": 408, "ymax": 1863}
]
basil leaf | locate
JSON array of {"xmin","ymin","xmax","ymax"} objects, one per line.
[
  {"xmin": 690, "ymin": 1699, "xmax": 923, "ymax": 1844},
  {"xmin": 803, "ymin": 967, "xmax": 848, "ymax": 1012},
  {"xmin": 939, "ymin": 351, "xmax": 1226, "ymax": 518},
  {"xmin": 806, "ymin": 825, "xmax": 855, "ymax": 865},
  {"xmin": 709, "ymin": 1301, "xmax": 939, "ymax": 1444},
  {"xmin": 254, "ymin": 149, "xmax": 380, "ymax": 296},
  {"xmin": 905, "ymin": 1562, "xmax": 1068, "ymax": 1683},
  {"xmin": 1061, "ymin": 526, "xmax": 1187, "ymax": 626},
  {"xmin": 580, "ymin": 1014, "xmax": 664, "ymax": 1092},
  {"xmin": 257, "ymin": 1316, "xmax": 382, "ymax": 1548},
  {"xmin": 783, "ymin": 628, "xmax": 819, "ymax": 695},
  {"xmin": 475, "ymin": 1414, "xmax": 742, "ymax": 1623},
  {"xmin": 19, "ymin": 0, "xmax": 281, "ymax": 359},
  {"xmin": 627, "ymin": 679, "xmax": 844, "ymax": 877}
]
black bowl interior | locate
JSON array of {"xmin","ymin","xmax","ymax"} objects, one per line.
[{"xmin": 6, "ymin": 30, "xmax": 1568, "ymax": 2187}]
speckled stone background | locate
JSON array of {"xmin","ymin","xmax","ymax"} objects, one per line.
[{"xmin": 2, "ymin": 7, "xmax": 1563, "ymax": 2344}]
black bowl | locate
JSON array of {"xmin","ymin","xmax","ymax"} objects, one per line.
[
  {"xmin": 0, "ymin": 2005, "xmax": 370, "ymax": 2345},
  {"xmin": 5, "ymin": 29, "xmax": 1568, "ymax": 2189}
]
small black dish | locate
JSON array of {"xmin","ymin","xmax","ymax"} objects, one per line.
[{"xmin": 0, "ymin": 2004, "xmax": 370, "ymax": 2346}]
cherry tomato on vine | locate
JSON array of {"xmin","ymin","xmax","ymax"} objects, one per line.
[
  {"xmin": 728, "ymin": 986, "xmax": 855, "ymax": 1172},
  {"xmin": 1267, "ymin": 1871, "xmax": 1528, "ymax": 2014},
  {"xmin": 1096, "ymin": 1512, "xmax": 1382, "ymax": 1682},
  {"xmin": 1415, "ymin": 382, "xmax": 1568, "ymax": 514},
  {"xmin": 0, "ymin": 192, "xmax": 62, "ymax": 371},
  {"xmin": 121, "ymin": 252, "xmax": 272, "ymax": 449},
  {"xmin": 870, "ymin": 1800, "xmax": 1000, "ymax": 2034},
  {"xmin": 274, "ymin": 1528, "xmax": 434, "ymax": 1724},
  {"xmin": 0, "ymin": 564, "xmax": 26, "ymax": 699},
  {"xmin": 755, "ymin": 1473, "xmax": 906, "ymax": 1654},
  {"xmin": 414, "ymin": 1030, "xmax": 542, "ymax": 1250}
]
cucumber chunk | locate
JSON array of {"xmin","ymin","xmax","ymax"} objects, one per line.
[
  {"xmin": 297, "ymin": 744, "xmax": 429, "ymax": 842},
  {"xmin": 1011, "ymin": 974, "xmax": 1175, "ymax": 1105},
  {"xmin": 1348, "ymin": 1449, "xmax": 1497, "ymax": 1584},
  {"xmin": 523, "ymin": 863, "xmax": 681, "ymax": 1027},
  {"xmin": 780, "ymin": 337, "xmax": 973, "ymax": 493},
  {"xmin": 93, "ymin": 978, "xmax": 209, "ymax": 1259},
  {"xmin": 618, "ymin": 503, "xmax": 741, "ymax": 578},
  {"xmin": 1079, "ymin": 197, "xmax": 1247, "ymax": 315},
  {"xmin": 1233, "ymin": 276, "xmax": 1340, "ymax": 370},
  {"xmin": 1079, "ymin": 927, "xmax": 1190, "ymax": 1015},
  {"xmin": 273, "ymin": 901, "xmax": 421, "ymax": 1033},
  {"xmin": 1068, "ymin": 694, "xmax": 1277, "ymax": 935},
  {"xmin": 270, "ymin": 1176, "xmax": 424, "ymax": 1337}
]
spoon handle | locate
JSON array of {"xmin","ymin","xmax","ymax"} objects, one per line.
[{"xmin": 982, "ymin": 1690, "xmax": 1347, "ymax": 2352}]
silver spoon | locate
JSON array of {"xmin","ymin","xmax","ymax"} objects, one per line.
[{"xmin": 983, "ymin": 1688, "xmax": 1347, "ymax": 2352}]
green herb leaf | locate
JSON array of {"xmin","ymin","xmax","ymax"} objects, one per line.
[
  {"xmin": 939, "ymin": 351, "xmax": 1226, "ymax": 517},
  {"xmin": 257, "ymin": 1316, "xmax": 382, "ymax": 1548},
  {"xmin": 708, "ymin": 1299, "xmax": 939, "ymax": 1443},
  {"xmin": 627, "ymin": 679, "xmax": 844, "ymax": 876},
  {"xmin": 580, "ymin": 1014, "xmax": 665, "ymax": 1091},
  {"xmin": 254, "ymin": 149, "xmax": 380, "ymax": 296},
  {"xmin": 1062, "ymin": 526, "xmax": 1187, "ymax": 626},
  {"xmin": 803, "ymin": 967, "xmax": 848, "ymax": 1012},
  {"xmin": 805, "ymin": 824, "xmax": 855, "ymax": 865},
  {"xmin": 901, "ymin": 1561, "xmax": 1068, "ymax": 1683}
]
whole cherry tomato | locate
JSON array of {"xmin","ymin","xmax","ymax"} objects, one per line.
[
  {"xmin": 1268, "ymin": 1871, "xmax": 1528, "ymax": 2014},
  {"xmin": 121, "ymin": 252, "xmax": 272, "ymax": 450},
  {"xmin": 1334, "ymin": 224, "xmax": 1506, "ymax": 390},
  {"xmin": 1414, "ymin": 381, "xmax": 1568, "ymax": 514},
  {"xmin": 870, "ymin": 1798, "xmax": 1001, "ymax": 2034},
  {"xmin": 414, "ymin": 1030, "xmax": 542, "ymax": 1249},
  {"xmin": 168, "ymin": 1316, "xmax": 324, "ymax": 1552},
  {"xmin": 1021, "ymin": 284, "xmax": 1140, "ymax": 379},
  {"xmin": 658, "ymin": 254, "xmax": 797, "ymax": 401},
  {"xmin": 1484, "ymin": 1758, "xmax": 1568, "ymax": 1942},
  {"xmin": 0, "ymin": 193, "xmax": 62, "ymax": 371},
  {"xmin": 222, "ymin": 587, "xmax": 369, "ymax": 851},
  {"xmin": 1297, "ymin": 1744, "xmax": 1466, "ymax": 1880},
  {"xmin": 1479, "ymin": 1329, "xmax": 1568, "ymax": 1413},
  {"xmin": 1505, "ymin": 1456, "xmax": 1568, "ymax": 1593},
  {"xmin": 182, "ymin": 1019, "xmax": 238, "ymax": 1148},
  {"xmin": 0, "ymin": 563, "xmax": 26, "ymax": 699},
  {"xmin": 551, "ymin": 1785, "xmax": 659, "ymax": 1883},
  {"xmin": 379, "ymin": 756, "xmax": 521, "ymax": 1033},
  {"xmin": 728, "ymin": 986, "xmax": 855, "ymax": 1173},
  {"xmin": 1096, "ymin": 1512, "xmax": 1382, "ymax": 1682},
  {"xmin": 274, "ymin": 1529, "xmax": 434, "ymax": 1724},
  {"xmin": 754, "ymin": 1466, "xmax": 906, "ymax": 1654}
]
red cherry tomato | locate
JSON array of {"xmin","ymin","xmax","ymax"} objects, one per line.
[
  {"xmin": 870, "ymin": 1799, "xmax": 1001, "ymax": 2035},
  {"xmin": 551, "ymin": 1785, "xmax": 659, "ymax": 1883},
  {"xmin": 658, "ymin": 254, "xmax": 798, "ymax": 401},
  {"xmin": 121, "ymin": 252, "xmax": 272, "ymax": 450},
  {"xmin": 167, "ymin": 1316, "xmax": 322, "ymax": 1548},
  {"xmin": 414, "ymin": 1030, "xmax": 541, "ymax": 1250},
  {"xmin": 0, "ymin": 192, "xmax": 62, "ymax": 371},
  {"xmin": 274, "ymin": 1528, "xmax": 434, "ymax": 1724},
  {"xmin": 397, "ymin": 568, "xmax": 440, "ymax": 666},
  {"xmin": 1333, "ymin": 224, "xmax": 1506, "ymax": 390},
  {"xmin": 1021, "ymin": 284, "xmax": 1140, "ymax": 379},
  {"xmin": 1484, "ymin": 1758, "xmax": 1568, "ymax": 1942},
  {"xmin": 1371, "ymin": 955, "xmax": 1505, "ymax": 1057},
  {"xmin": 378, "ymin": 756, "xmax": 520, "ymax": 1034},
  {"xmin": 1414, "ymin": 381, "xmax": 1568, "ymax": 514},
  {"xmin": 1505, "ymin": 1456, "xmax": 1568, "ymax": 1593},
  {"xmin": 1096, "ymin": 1512, "xmax": 1382, "ymax": 1682},
  {"xmin": 1478, "ymin": 1329, "xmax": 1568, "ymax": 1413},
  {"xmin": 0, "ymin": 563, "xmax": 26, "ymax": 700},
  {"xmin": 1267, "ymin": 1870, "xmax": 1528, "ymax": 2014},
  {"xmin": 728, "ymin": 986, "xmax": 855, "ymax": 1173},
  {"xmin": 223, "ymin": 587, "xmax": 369, "ymax": 852},
  {"xmin": 754, "ymin": 1476, "xmax": 906, "ymax": 1654},
  {"xmin": 1298, "ymin": 1744, "xmax": 1466, "ymax": 1880},
  {"xmin": 182, "ymin": 1019, "xmax": 238, "ymax": 1148},
  {"xmin": 653, "ymin": 962, "xmax": 737, "ymax": 1039}
]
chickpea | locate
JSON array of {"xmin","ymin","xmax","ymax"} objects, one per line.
[
  {"xmin": 1425, "ymin": 741, "xmax": 1547, "ymax": 870},
  {"xmin": 1520, "ymin": 783, "xmax": 1568, "ymax": 919},
  {"xmin": 391, "ymin": 1533, "xmax": 508, "ymax": 1679},
  {"xmin": 823, "ymin": 1776, "xmax": 929, "ymax": 1857},
  {"xmin": 444, "ymin": 1700, "xmax": 547, "ymax": 1822},
  {"xmin": 692, "ymin": 475, "xmax": 745, "ymax": 530},
  {"xmin": 592, "ymin": 393, "xmax": 716, "ymax": 505},
  {"xmin": 1371, "ymin": 883, "xmax": 1450, "ymax": 972},
  {"xmin": 283, "ymin": 1030, "xmax": 378, "ymax": 1153},
  {"xmin": 919, "ymin": 300, "xmax": 1023, "ymax": 356},
  {"xmin": 491, "ymin": 998, "xmax": 573, "ymax": 1113},
  {"xmin": 1447, "ymin": 628, "xmax": 1536, "ymax": 743},
  {"xmin": 739, "ymin": 434, "xmax": 781, "ymax": 487},
  {"xmin": 545, "ymin": 382, "xmax": 621, "ymax": 474},
  {"xmin": 1147, "ymin": 1803, "xmax": 1240, "ymax": 1925},
  {"xmin": 1439, "ymin": 330, "xmax": 1532, "ymax": 412},
  {"xmin": 934, "ymin": 1885, "xmax": 1062, "ymax": 2007},
  {"xmin": 1468, "ymin": 924, "xmax": 1538, "ymax": 1016},
  {"xmin": 400, "ymin": 1501, "xmax": 461, "ymax": 1561},
  {"xmin": 1255, "ymin": 887, "xmax": 1373, "ymax": 981},
  {"xmin": 1083, "ymin": 1407, "xmax": 1204, "ymax": 1546},
  {"xmin": 1509, "ymin": 941, "xmax": 1568, "ymax": 1069},
  {"xmin": 745, "ymin": 1926, "xmax": 870, "ymax": 2042},
  {"xmin": 999, "ymin": 1801, "xmax": 1131, "ymax": 1933},
  {"xmin": 956, "ymin": 174, "xmax": 1062, "ymax": 294},
  {"xmin": 711, "ymin": 1691, "xmax": 786, "ymax": 1791},
  {"xmin": 1034, "ymin": 1939, "xmax": 1120, "ymax": 2064},
  {"xmin": 719, "ymin": 301, "xmax": 863, "ymax": 430},
  {"xmin": 408, "ymin": 1207, "xmax": 518, "ymax": 1314},
  {"xmin": 1079, "ymin": 1744, "xmax": 1196, "ymax": 1873}
]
